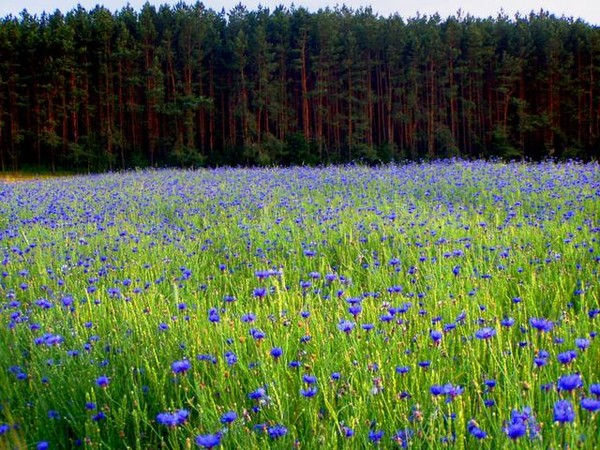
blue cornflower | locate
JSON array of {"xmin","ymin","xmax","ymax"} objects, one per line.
[
  {"xmin": 557, "ymin": 374, "xmax": 583, "ymax": 392},
  {"xmin": 396, "ymin": 366, "xmax": 410, "ymax": 375},
  {"xmin": 575, "ymin": 338, "xmax": 590, "ymax": 351},
  {"xmin": 195, "ymin": 433, "xmax": 221, "ymax": 448},
  {"xmin": 220, "ymin": 410, "xmax": 237, "ymax": 424},
  {"xmin": 342, "ymin": 426, "xmax": 354, "ymax": 437},
  {"xmin": 553, "ymin": 400, "xmax": 575, "ymax": 423},
  {"xmin": 92, "ymin": 412, "xmax": 106, "ymax": 421},
  {"xmin": 590, "ymin": 384, "xmax": 600, "ymax": 397},
  {"xmin": 270, "ymin": 347, "xmax": 283, "ymax": 359},
  {"xmin": 300, "ymin": 386, "xmax": 318, "ymax": 397},
  {"xmin": 208, "ymin": 308, "xmax": 220, "ymax": 323},
  {"xmin": 443, "ymin": 383, "xmax": 464, "ymax": 402},
  {"xmin": 37, "ymin": 442, "xmax": 49, "ymax": 450},
  {"xmin": 467, "ymin": 420, "xmax": 487, "ymax": 439},
  {"xmin": 504, "ymin": 422, "xmax": 526, "ymax": 440},
  {"xmin": 368, "ymin": 429, "xmax": 384, "ymax": 443},
  {"xmin": 348, "ymin": 304, "xmax": 362, "ymax": 317},
  {"xmin": 557, "ymin": 350, "xmax": 577, "ymax": 365},
  {"xmin": 302, "ymin": 374, "xmax": 317, "ymax": 384},
  {"xmin": 267, "ymin": 424, "xmax": 287, "ymax": 439},
  {"xmin": 430, "ymin": 330, "xmax": 443, "ymax": 344},
  {"xmin": 337, "ymin": 320, "xmax": 355, "ymax": 334},
  {"xmin": 248, "ymin": 387, "xmax": 267, "ymax": 401},
  {"xmin": 529, "ymin": 317, "xmax": 553, "ymax": 332},
  {"xmin": 430, "ymin": 384, "xmax": 444, "ymax": 396},
  {"xmin": 171, "ymin": 359, "xmax": 191, "ymax": 374},
  {"xmin": 501, "ymin": 317, "xmax": 515, "ymax": 327},
  {"xmin": 224, "ymin": 350, "xmax": 237, "ymax": 366},
  {"xmin": 581, "ymin": 398, "xmax": 600, "ymax": 412},
  {"xmin": 392, "ymin": 428, "xmax": 413, "ymax": 447},
  {"xmin": 475, "ymin": 327, "xmax": 496, "ymax": 340},
  {"xmin": 249, "ymin": 328, "xmax": 266, "ymax": 340},
  {"xmin": 156, "ymin": 409, "xmax": 189, "ymax": 427},
  {"xmin": 95, "ymin": 375, "xmax": 110, "ymax": 388},
  {"xmin": 253, "ymin": 287, "xmax": 267, "ymax": 298}
]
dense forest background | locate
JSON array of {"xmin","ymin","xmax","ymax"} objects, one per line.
[{"xmin": 1, "ymin": 4, "xmax": 599, "ymax": 171}]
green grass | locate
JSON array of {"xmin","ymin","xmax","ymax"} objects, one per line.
[{"xmin": 0, "ymin": 161, "xmax": 599, "ymax": 449}]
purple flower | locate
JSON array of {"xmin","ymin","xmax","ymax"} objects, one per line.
[
  {"xmin": 195, "ymin": 433, "xmax": 221, "ymax": 448},
  {"xmin": 220, "ymin": 410, "xmax": 237, "ymax": 424},
  {"xmin": 156, "ymin": 409, "xmax": 189, "ymax": 427},
  {"xmin": 590, "ymin": 384, "xmax": 600, "ymax": 397},
  {"xmin": 342, "ymin": 426, "xmax": 354, "ymax": 437},
  {"xmin": 430, "ymin": 384, "xmax": 444, "ymax": 396},
  {"xmin": 467, "ymin": 420, "xmax": 487, "ymax": 439},
  {"xmin": 581, "ymin": 398, "xmax": 600, "ymax": 412},
  {"xmin": 504, "ymin": 422, "xmax": 526, "ymax": 440},
  {"xmin": 95, "ymin": 375, "xmax": 110, "ymax": 388},
  {"xmin": 267, "ymin": 424, "xmax": 287, "ymax": 439},
  {"xmin": 575, "ymin": 338, "xmax": 590, "ymax": 351},
  {"xmin": 171, "ymin": 359, "xmax": 191, "ymax": 374},
  {"xmin": 430, "ymin": 330, "xmax": 443, "ymax": 343},
  {"xmin": 368, "ymin": 429, "xmax": 384, "ymax": 443},
  {"xmin": 557, "ymin": 350, "xmax": 577, "ymax": 365},
  {"xmin": 553, "ymin": 400, "xmax": 575, "ymax": 423},
  {"xmin": 300, "ymin": 386, "xmax": 318, "ymax": 397},
  {"xmin": 529, "ymin": 317, "xmax": 553, "ymax": 333},
  {"xmin": 270, "ymin": 347, "xmax": 283, "ymax": 359},
  {"xmin": 475, "ymin": 327, "xmax": 496, "ymax": 340},
  {"xmin": 557, "ymin": 374, "xmax": 583, "ymax": 392},
  {"xmin": 337, "ymin": 320, "xmax": 355, "ymax": 334}
]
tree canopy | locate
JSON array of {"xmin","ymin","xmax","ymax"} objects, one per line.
[{"xmin": 1, "ymin": 4, "xmax": 599, "ymax": 171}]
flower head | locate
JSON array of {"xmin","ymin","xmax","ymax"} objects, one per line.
[
  {"xmin": 195, "ymin": 433, "xmax": 221, "ymax": 449},
  {"xmin": 553, "ymin": 400, "xmax": 575, "ymax": 423}
]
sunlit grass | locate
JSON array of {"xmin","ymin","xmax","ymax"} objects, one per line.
[{"xmin": 0, "ymin": 161, "xmax": 599, "ymax": 449}]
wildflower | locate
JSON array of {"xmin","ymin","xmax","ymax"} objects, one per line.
[
  {"xmin": 208, "ymin": 308, "xmax": 220, "ymax": 323},
  {"xmin": 300, "ymin": 386, "xmax": 318, "ymax": 397},
  {"xmin": 467, "ymin": 420, "xmax": 487, "ymax": 439},
  {"xmin": 553, "ymin": 400, "xmax": 575, "ymax": 423},
  {"xmin": 156, "ymin": 409, "xmax": 189, "ymax": 427},
  {"xmin": 341, "ymin": 426, "xmax": 354, "ymax": 437},
  {"xmin": 475, "ymin": 327, "xmax": 496, "ymax": 340},
  {"xmin": 529, "ymin": 317, "xmax": 553, "ymax": 332},
  {"xmin": 392, "ymin": 428, "xmax": 413, "ymax": 447},
  {"xmin": 501, "ymin": 317, "xmax": 515, "ymax": 327},
  {"xmin": 430, "ymin": 330, "xmax": 443, "ymax": 344},
  {"xmin": 337, "ymin": 320, "xmax": 355, "ymax": 334},
  {"xmin": 270, "ymin": 347, "xmax": 283, "ymax": 359},
  {"xmin": 590, "ymin": 384, "xmax": 600, "ymax": 397},
  {"xmin": 504, "ymin": 422, "xmax": 526, "ymax": 440},
  {"xmin": 581, "ymin": 398, "xmax": 600, "ymax": 412},
  {"xmin": 92, "ymin": 412, "xmax": 106, "ymax": 421},
  {"xmin": 302, "ymin": 374, "xmax": 317, "ymax": 384},
  {"xmin": 253, "ymin": 287, "xmax": 267, "ymax": 298},
  {"xmin": 557, "ymin": 350, "xmax": 577, "ymax": 365},
  {"xmin": 557, "ymin": 374, "xmax": 583, "ymax": 392},
  {"xmin": 220, "ymin": 410, "xmax": 237, "ymax": 424},
  {"xmin": 195, "ymin": 433, "xmax": 221, "ymax": 448},
  {"xmin": 171, "ymin": 360, "xmax": 191, "ymax": 374},
  {"xmin": 95, "ymin": 375, "xmax": 110, "ymax": 388},
  {"xmin": 575, "ymin": 338, "xmax": 590, "ymax": 351},
  {"xmin": 267, "ymin": 424, "xmax": 287, "ymax": 439},
  {"xmin": 368, "ymin": 429, "xmax": 384, "ymax": 443},
  {"xmin": 37, "ymin": 442, "xmax": 49, "ymax": 450}
]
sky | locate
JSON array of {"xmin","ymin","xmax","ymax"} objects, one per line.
[{"xmin": 1, "ymin": 0, "xmax": 599, "ymax": 25}]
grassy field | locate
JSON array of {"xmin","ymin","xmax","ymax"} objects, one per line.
[{"xmin": 0, "ymin": 161, "xmax": 599, "ymax": 449}]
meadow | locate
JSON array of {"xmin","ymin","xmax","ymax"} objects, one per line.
[{"xmin": 0, "ymin": 161, "xmax": 599, "ymax": 449}]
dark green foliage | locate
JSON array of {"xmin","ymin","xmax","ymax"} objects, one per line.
[{"xmin": 1, "ymin": 6, "xmax": 599, "ymax": 171}]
